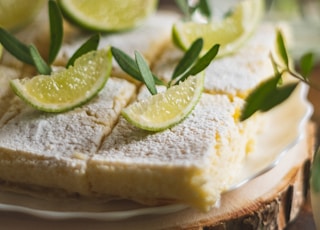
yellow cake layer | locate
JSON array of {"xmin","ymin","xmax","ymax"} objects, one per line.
[
  {"xmin": 88, "ymin": 93, "xmax": 247, "ymax": 211},
  {"xmin": 0, "ymin": 78, "xmax": 136, "ymax": 195}
]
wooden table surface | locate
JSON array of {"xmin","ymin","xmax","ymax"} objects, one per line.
[{"xmin": 286, "ymin": 64, "xmax": 320, "ymax": 230}]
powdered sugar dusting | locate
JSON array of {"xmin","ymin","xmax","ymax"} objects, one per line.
[
  {"xmin": 153, "ymin": 23, "xmax": 277, "ymax": 97},
  {"xmin": 0, "ymin": 78, "xmax": 136, "ymax": 162},
  {"xmin": 94, "ymin": 93, "xmax": 242, "ymax": 167}
]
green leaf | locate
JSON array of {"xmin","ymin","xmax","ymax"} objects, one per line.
[
  {"xmin": 270, "ymin": 53, "xmax": 280, "ymax": 75},
  {"xmin": 111, "ymin": 46, "xmax": 142, "ymax": 81},
  {"xmin": 299, "ymin": 52, "xmax": 314, "ymax": 80},
  {"xmin": 67, "ymin": 34, "xmax": 100, "ymax": 67},
  {"xmin": 171, "ymin": 38, "xmax": 203, "ymax": 80},
  {"xmin": 0, "ymin": 27, "xmax": 34, "ymax": 65},
  {"xmin": 29, "ymin": 45, "xmax": 51, "ymax": 75},
  {"xmin": 111, "ymin": 46, "xmax": 165, "ymax": 86},
  {"xmin": 259, "ymin": 82, "xmax": 297, "ymax": 112},
  {"xmin": 135, "ymin": 51, "xmax": 157, "ymax": 95},
  {"xmin": 198, "ymin": 0, "xmax": 211, "ymax": 19},
  {"xmin": 276, "ymin": 30, "xmax": 289, "ymax": 67},
  {"xmin": 175, "ymin": 44, "xmax": 220, "ymax": 84},
  {"xmin": 48, "ymin": 0, "xmax": 63, "ymax": 64},
  {"xmin": 188, "ymin": 44, "xmax": 219, "ymax": 75},
  {"xmin": 240, "ymin": 74, "xmax": 281, "ymax": 121}
]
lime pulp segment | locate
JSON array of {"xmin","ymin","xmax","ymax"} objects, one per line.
[
  {"xmin": 122, "ymin": 74, "xmax": 204, "ymax": 131},
  {"xmin": 172, "ymin": 0, "xmax": 264, "ymax": 57},
  {"xmin": 10, "ymin": 48, "xmax": 112, "ymax": 112},
  {"xmin": 58, "ymin": 0, "xmax": 158, "ymax": 31},
  {"xmin": 0, "ymin": 0, "xmax": 46, "ymax": 30}
]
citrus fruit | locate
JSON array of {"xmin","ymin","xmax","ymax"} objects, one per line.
[
  {"xmin": 122, "ymin": 74, "xmax": 204, "ymax": 131},
  {"xmin": 172, "ymin": 0, "xmax": 264, "ymax": 57},
  {"xmin": 0, "ymin": 0, "xmax": 46, "ymax": 31},
  {"xmin": 10, "ymin": 48, "xmax": 112, "ymax": 113},
  {"xmin": 58, "ymin": 0, "xmax": 158, "ymax": 32}
]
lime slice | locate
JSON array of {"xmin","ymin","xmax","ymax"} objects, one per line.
[
  {"xmin": 0, "ymin": 0, "xmax": 45, "ymax": 30},
  {"xmin": 58, "ymin": 0, "xmax": 158, "ymax": 31},
  {"xmin": 172, "ymin": 0, "xmax": 264, "ymax": 57},
  {"xmin": 122, "ymin": 74, "xmax": 204, "ymax": 131},
  {"xmin": 10, "ymin": 48, "xmax": 112, "ymax": 113}
]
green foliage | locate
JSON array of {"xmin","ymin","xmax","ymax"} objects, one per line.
[
  {"xmin": 0, "ymin": 0, "xmax": 99, "ymax": 75},
  {"xmin": 241, "ymin": 30, "xmax": 315, "ymax": 121},
  {"xmin": 112, "ymin": 38, "xmax": 219, "ymax": 95}
]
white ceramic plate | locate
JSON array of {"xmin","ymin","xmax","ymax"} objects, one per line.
[
  {"xmin": 228, "ymin": 83, "xmax": 313, "ymax": 190},
  {"xmin": 0, "ymin": 83, "xmax": 313, "ymax": 221}
]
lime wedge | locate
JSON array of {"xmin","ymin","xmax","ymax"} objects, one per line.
[
  {"xmin": 122, "ymin": 74, "xmax": 204, "ymax": 131},
  {"xmin": 58, "ymin": 0, "xmax": 158, "ymax": 31},
  {"xmin": 172, "ymin": 0, "xmax": 264, "ymax": 57},
  {"xmin": 0, "ymin": 0, "xmax": 45, "ymax": 30},
  {"xmin": 10, "ymin": 48, "xmax": 112, "ymax": 113}
]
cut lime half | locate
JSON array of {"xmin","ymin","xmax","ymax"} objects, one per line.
[
  {"xmin": 0, "ymin": 0, "xmax": 46, "ymax": 31},
  {"xmin": 172, "ymin": 0, "xmax": 264, "ymax": 57},
  {"xmin": 122, "ymin": 74, "xmax": 204, "ymax": 131},
  {"xmin": 10, "ymin": 48, "xmax": 112, "ymax": 113},
  {"xmin": 58, "ymin": 0, "xmax": 158, "ymax": 32}
]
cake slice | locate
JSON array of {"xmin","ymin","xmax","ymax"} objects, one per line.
[
  {"xmin": 0, "ymin": 78, "xmax": 136, "ymax": 195},
  {"xmin": 87, "ymin": 92, "xmax": 248, "ymax": 211},
  {"xmin": 152, "ymin": 23, "xmax": 277, "ymax": 98},
  {"xmin": 152, "ymin": 23, "xmax": 279, "ymax": 154}
]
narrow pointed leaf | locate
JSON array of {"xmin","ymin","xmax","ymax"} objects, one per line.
[
  {"xmin": 0, "ymin": 27, "xmax": 33, "ymax": 65},
  {"xmin": 111, "ymin": 47, "xmax": 142, "ymax": 81},
  {"xmin": 48, "ymin": 0, "xmax": 63, "ymax": 64},
  {"xmin": 299, "ymin": 52, "xmax": 314, "ymax": 80},
  {"xmin": 198, "ymin": 0, "xmax": 211, "ymax": 19},
  {"xmin": 270, "ymin": 53, "xmax": 280, "ymax": 75},
  {"xmin": 135, "ymin": 51, "xmax": 157, "ymax": 95},
  {"xmin": 260, "ymin": 82, "xmax": 297, "ymax": 112},
  {"xmin": 188, "ymin": 44, "xmax": 219, "ymax": 75},
  {"xmin": 240, "ymin": 74, "xmax": 281, "ymax": 121},
  {"xmin": 276, "ymin": 30, "xmax": 289, "ymax": 67},
  {"xmin": 112, "ymin": 46, "xmax": 164, "ymax": 85},
  {"xmin": 175, "ymin": 44, "xmax": 220, "ymax": 84},
  {"xmin": 67, "ymin": 34, "xmax": 100, "ymax": 67},
  {"xmin": 171, "ymin": 38, "xmax": 203, "ymax": 80},
  {"xmin": 29, "ymin": 45, "xmax": 51, "ymax": 75}
]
